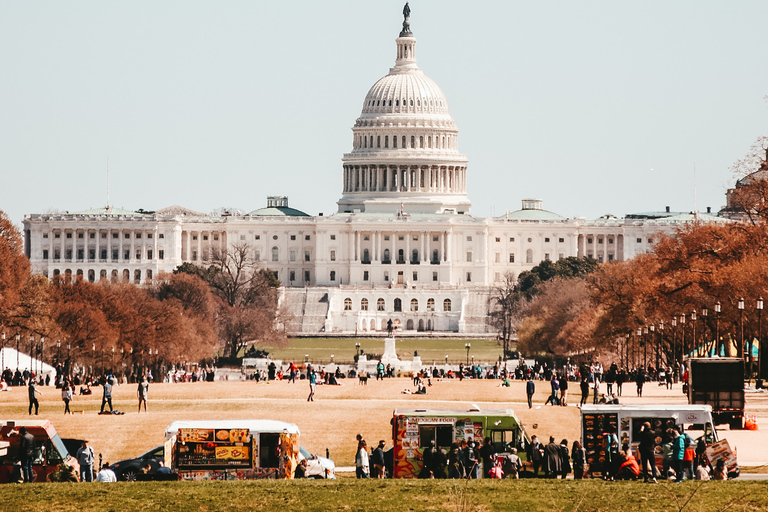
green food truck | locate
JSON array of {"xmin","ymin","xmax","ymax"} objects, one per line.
[{"xmin": 391, "ymin": 407, "xmax": 528, "ymax": 478}]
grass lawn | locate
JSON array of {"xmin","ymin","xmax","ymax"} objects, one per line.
[
  {"xmin": 0, "ymin": 479, "xmax": 766, "ymax": 511},
  {"xmin": 256, "ymin": 337, "xmax": 508, "ymax": 365}
]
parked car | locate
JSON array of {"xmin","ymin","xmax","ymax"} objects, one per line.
[
  {"xmin": 109, "ymin": 446, "xmax": 164, "ymax": 481},
  {"xmin": 299, "ymin": 446, "xmax": 335, "ymax": 479}
]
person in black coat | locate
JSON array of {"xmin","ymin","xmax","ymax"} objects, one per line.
[{"xmin": 544, "ymin": 436, "xmax": 561, "ymax": 478}]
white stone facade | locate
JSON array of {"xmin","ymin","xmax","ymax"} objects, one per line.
[{"xmin": 22, "ymin": 15, "xmax": 724, "ymax": 335}]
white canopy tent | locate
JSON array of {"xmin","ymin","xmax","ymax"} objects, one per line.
[{"xmin": 0, "ymin": 347, "xmax": 57, "ymax": 384}]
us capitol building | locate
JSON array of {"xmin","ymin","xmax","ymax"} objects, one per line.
[{"xmin": 22, "ymin": 8, "xmax": 726, "ymax": 335}]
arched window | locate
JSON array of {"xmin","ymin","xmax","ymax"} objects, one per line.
[
  {"xmin": 393, "ymin": 135, "xmax": 397, "ymax": 148},
  {"xmin": 134, "ymin": 269, "xmax": 141, "ymax": 284},
  {"xmin": 427, "ymin": 298, "xmax": 435, "ymax": 311},
  {"xmin": 398, "ymin": 249, "xmax": 404, "ymax": 264},
  {"xmin": 272, "ymin": 246, "xmax": 279, "ymax": 261},
  {"xmin": 412, "ymin": 249, "xmax": 418, "ymax": 263},
  {"xmin": 384, "ymin": 135, "xmax": 389, "ymax": 148},
  {"xmin": 428, "ymin": 136, "xmax": 432, "ymax": 148},
  {"xmin": 383, "ymin": 248, "xmax": 391, "ymax": 263},
  {"xmin": 406, "ymin": 319, "xmax": 414, "ymax": 330},
  {"xmin": 344, "ymin": 298, "xmax": 352, "ymax": 311},
  {"xmin": 411, "ymin": 135, "xmax": 415, "ymax": 148},
  {"xmin": 432, "ymin": 249, "xmax": 439, "ymax": 263},
  {"xmin": 363, "ymin": 249, "xmax": 370, "ymax": 263},
  {"xmin": 361, "ymin": 298, "xmax": 369, "ymax": 311},
  {"xmin": 443, "ymin": 299, "xmax": 452, "ymax": 312},
  {"xmin": 402, "ymin": 135, "xmax": 406, "ymax": 148},
  {"xmin": 377, "ymin": 135, "xmax": 381, "ymax": 148},
  {"xmin": 394, "ymin": 298, "xmax": 402, "ymax": 312},
  {"xmin": 410, "ymin": 298, "xmax": 418, "ymax": 312},
  {"xmin": 526, "ymin": 249, "xmax": 533, "ymax": 264},
  {"xmin": 419, "ymin": 136, "xmax": 424, "ymax": 148},
  {"xmin": 377, "ymin": 298, "xmax": 385, "ymax": 311}
]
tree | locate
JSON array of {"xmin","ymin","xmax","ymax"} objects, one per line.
[
  {"xmin": 725, "ymin": 136, "xmax": 768, "ymax": 223},
  {"xmin": 0, "ymin": 210, "xmax": 30, "ymax": 324},
  {"xmin": 489, "ymin": 271, "xmax": 524, "ymax": 358}
]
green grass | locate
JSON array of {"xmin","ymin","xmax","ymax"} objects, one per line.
[
  {"xmin": 1, "ymin": 479, "xmax": 765, "ymax": 511},
  {"xmin": 254, "ymin": 337, "xmax": 508, "ymax": 365}
]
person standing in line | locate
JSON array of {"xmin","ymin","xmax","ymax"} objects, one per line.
[
  {"xmin": 529, "ymin": 435, "xmax": 544, "ymax": 476},
  {"xmin": 77, "ymin": 440, "xmax": 95, "ymax": 482},
  {"xmin": 62, "ymin": 380, "xmax": 73, "ymax": 414},
  {"xmin": 28, "ymin": 379, "xmax": 42, "ymax": 415},
  {"xmin": 100, "ymin": 376, "xmax": 113, "ymax": 413},
  {"xmin": 355, "ymin": 440, "xmax": 369, "ymax": 478},
  {"xmin": 19, "ymin": 427, "xmax": 35, "ymax": 483},
  {"xmin": 371, "ymin": 440, "xmax": 386, "ymax": 478},
  {"xmin": 526, "ymin": 376, "xmax": 535, "ymax": 409},
  {"xmin": 307, "ymin": 368, "xmax": 317, "ymax": 402},
  {"xmin": 137, "ymin": 375, "xmax": 149, "ymax": 413},
  {"xmin": 571, "ymin": 440, "xmax": 586, "ymax": 479},
  {"xmin": 638, "ymin": 422, "xmax": 658, "ymax": 483},
  {"xmin": 544, "ymin": 436, "xmax": 561, "ymax": 478}
]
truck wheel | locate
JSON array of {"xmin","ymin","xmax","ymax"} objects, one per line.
[{"xmin": 729, "ymin": 417, "xmax": 743, "ymax": 430}]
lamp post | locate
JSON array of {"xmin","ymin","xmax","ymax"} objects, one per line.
[
  {"xmin": 15, "ymin": 334, "xmax": 20, "ymax": 371},
  {"xmin": 658, "ymin": 321, "xmax": 664, "ymax": 369},
  {"xmin": 679, "ymin": 314, "xmax": 686, "ymax": 361},
  {"xmin": 57, "ymin": 340, "xmax": 61, "ymax": 365},
  {"xmin": 738, "ymin": 297, "xmax": 745, "ymax": 359},
  {"xmin": 642, "ymin": 326, "xmax": 648, "ymax": 369},
  {"xmin": 701, "ymin": 307, "xmax": 708, "ymax": 356},
  {"xmin": 671, "ymin": 317, "xmax": 677, "ymax": 366},
  {"xmin": 465, "ymin": 343, "xmax": 471, "ymax": 366},
  {"xmin": 40, "ymin": 337, "xmax": 44, "ymax": 377},
  {"xmin": 649, "ymin": 324, "xmax": 656, "ymax": 371},
  {"xmin": 1, "ymin": 331, "xmax": 5, "ymax": 372},
  {"xmin": 756, "ymin": 297, "xmax": 763, "ymax": 381},
  {"xmin": 636, "ymin": 327, "xmax": 642, "ymax": 369},
  {"xmin": 29, "ymin": 335, "xmax": 34, "ymax": 376},
  {"xmin": 355, "ymin": 342, "xmax": 361, "ymax": 357},
  {"xmin": 715, "ymin": 301, "xmax": 721, "ymax": 357},
  {"xmin": 691, "ymin": 310, "xmax": 697, "ymax": 357}
]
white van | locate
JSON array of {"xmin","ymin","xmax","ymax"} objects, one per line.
[{"xmin": 164, "ymin": 420, "xmax": 334, "ymax": 480}]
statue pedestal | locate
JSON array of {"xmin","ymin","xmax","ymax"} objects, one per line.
[{"xmin": 381, "ymin": 337, "xmax": 398, "ymax": 365}]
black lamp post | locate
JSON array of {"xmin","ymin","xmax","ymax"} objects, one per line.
[
  {"xmin": 679, "ymin": 314, "xmax": 686, "ymax": 362},
  {"xmin": 643, "ymin": 326, "xmax": 648, "ymax": 369},
  {"xmin": 355, "ymin": 342, "xmax": 361, "ymax": 357},
  {"xmin": 756, "ymin": 297, "xmax": 763, "ymax": 381},
  {"xmin": 40, "ymin": 337, "xmax": 44, "ymax": 377},
  {"xmin": 671, "ymin": 317, "xmax": 677, "ymax": 365},
  {"xmin": 1, "ymin": 331, "xmax": 5, "ymax": 372},
  {"xmin": 636, "ymin": 327, "xmax": 642, "ymax": 368},
  {"xmin": 715, "ymin": 301, "xmax": 721, "ymax": 356},
  {"xmin": 701, "ymin": 307, "xmax": 708, "ymax": 356},
  {"xmin": 691, "ymin": 310, "xmax": 697, "ymax": 357},
  {"xmin": 738, "ymin": 297, "xmax": 745, "ymax": 359},
  {"xmin": 465, "ymin": 343, "xmax": 471, "ymax": 365},
  {"xmin": 15, "ymin": 334, "xmax": 20, "ymax": 370}
]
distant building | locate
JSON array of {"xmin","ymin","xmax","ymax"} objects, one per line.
[{"xmin": 23, "ymin": 8, "xmax": 723, "ymax": 335}]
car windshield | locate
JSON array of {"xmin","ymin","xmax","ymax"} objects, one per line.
[{"xmin": 299, "ymin": 446, "xmax": 311, "ymax": 459}]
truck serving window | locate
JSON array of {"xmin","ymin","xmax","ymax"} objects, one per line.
[
  {"xmin": 489, "ymin": 429, "xmax": 518, "ymax": 453},
  {"xmin": 419, "ymin": 426, "xmax": 453, "ymax": 448}
]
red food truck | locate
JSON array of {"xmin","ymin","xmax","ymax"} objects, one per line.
[{"xmin": 0, "ymin": 420, "xmax": 80, "ymax": 483}]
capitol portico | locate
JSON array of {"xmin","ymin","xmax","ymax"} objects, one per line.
[{"xmin": 22, "ymin": 7, "xmax": 727, "ymax": 335}]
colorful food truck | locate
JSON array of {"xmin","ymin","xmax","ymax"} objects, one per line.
[
  {"xmin": 0, "ymin": 420, "xmax": 80, "ymax": 483},
  {"xmin": 164, "ymin": 420, "xmax": 308, "ymax": 480},
  {"xmin": 391, "ymin": 408, "xmax": 528, "ymax": 478},
  {"xmin": 580, "ymin": 404, "xmax": 739, "ymax": 478}
]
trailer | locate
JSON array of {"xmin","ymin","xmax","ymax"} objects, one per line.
[
  {"xmin": 391, "ymin": 407, "xmax": 528, "ymax": 478},
  {"xmin": 580, "ymin": 404, "xmax": 739, "ymax": 478},
  {"xmin": 686, "ymin": 357, "xmax": 745, "ymax": 429}
]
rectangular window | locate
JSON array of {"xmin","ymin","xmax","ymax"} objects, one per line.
[
  {"xmin": 112, "ymin": 250, "xmax": 118, "ymax": 260},
  {"xmin": 363, "ymin": 271, "xmax": 369, "ymax": 281},
  {"xmin": 509, "ymin": 253, "xmax": 515, "ymax": 263},
  {"xmin": 112, "ymin": 233, "xmax": 118, "ymax": 239},
  {"xmin": 608, "ymin": 254, "xmax": 614, "ymax": 261},
  {"xmin": 148, "ymin": 250, "xmax": 153, "ymax": 260},
  {"xmin": 330, "ymin": 234, "xmax": 336, "ymax": 240},
  {"xmin": 466, "ymin": 272, "xmax": 472, "ymax": 282},
  {"xmin": 159, "ymin": 234, "xmax": 164, "ymax": 239},
  {"xmin": 89, "ymin": 233, "xmax": 95, "ymax": 239},
  {"xmin": 559, "ymin": 238, "xmax": 564, "ymax": 243},
  {"xmin": 255, "ymin": 235, "xmax": 261, "ymax": 240},
  {"xmin": 384, "ymin": 271, "xmax": 389, "ymax": 282},
  {"xmin": 240, "ymin": 235, "xmax": 245, "ymax": 241},
  {"xmin": 637, "ymin": 238, "xmax": 642, "ymax": 243},
  {"xmin": 495, "ymin": 272, "xmax": 500, "ymax": 282},
  {"xmin": 203, "ymin": 235, "xmax": 208, "ymax": 241},
  {"xmin": 305, "ymin": 235, "xmax": 310, "ymax": 241},
  {"xmin": 290, "ymin": 271, "xmax": 295, "ymax": 281},
  {"xmin": 304, "ymin": 270, "xmax": 310, "ymax": 282},
  {"xmin": 495, "ymin": 237, "xmax": 500, "ymax": 242},
  {"xmin": 608, "ymin": 238, "xmax": 614, "ymax": 244},
  {"xmin": 544, "ymin": 237, "xmax": 550, "ymax": 242},
  {"xmin": 159, "ymin": 250, "xmax": 164, "ymax": 260},
  {"xmin": 43, "ymin": 233, "xmax": 48, "ymax": 239},
  {"xmin": 136, "ymin": 251, "xmax": 141, "ymax": 260},
  {"xmin": 384, "ymin": 235, "xmax": 390, "ymax": 241},
  {"xmin": 330, "ymin": 250, "xmax": 336, "ymax": 261},
  {"xmin": 466, "ymin": 251, "xmax": 472, "ymax": 262},
  {"xmin": 54, "ymin": 233, "xmax": 60, "ymax": 239},
  {"xmin": 78, "ymin": 233, "xmax": 83, "ymax": 239},
  {"xmin": 67, "ymin": 233, "xmax": 72, "ymax": 239},
  {"xmin": 495, "ymin": 253, "xmax": 500, "ymax": 263},
  {"xmin": 412, "ymin": 235, "xmax": 418, "ymax": 241},
  {"xmin": 66, "ymin": 249, "xmax": 72, "ymax": 260},
  {"xmin": 330, "ymin": 271, "xmax": 336, "ymax": 281},
  {"xmin": 291, "ymin": 235, "xmax": 296, "ymax": 241},
  {"xmin": 192, "ymin": 251, "xmax": 197, "ymax": 261},
  {"xmin": 648, "ymin": 238, "xmax": 653, "ymax": 244},
  {"xmin": 290, "ymin": 250, "xmax": 296, "ymax": 262},
  {"xmin": 43, "ymin": 250, "xmax": 49, "ymax": 260},
  {"xmin": 433, "ymin": 271, "xmax": 438, "ymax": 281},
  {"xmin": 124, "ymin": 250, "xmax": 130, "ymax": 260},
  {"xmin": 125, "ymin": 233, "xmax": 130, "ymax": 239},
  {"xmin": 54, "ymin": 251, "xmax": 60, "ymax": 260},
  {"xmin": 598, "ymin": 238, "xmax": 603, "ymax": 244},
  {"xmin": 213, "ymin": 235, "xmax": 218, "ymax": 241},
  {"xmin": 466, "ymin": 236, "xmax": 472, "ymax": 241},
  {"xmin": 544, "ymin": 253, "xmax": 550, "ymax": 261},
  {"xmin": 509, "ymin": 237, "xmax": 515, "ymax": 242},
  {"xmin": 587, "ymin": 238, "xmax": 593, "ymax": 244},
  {"xmin": 136, "ymin": 233, "xmax": 141, "ymax": 239},
  {"xmin": 101, "ymin": 249, "xmax": 107, "ymax": 259},
  {"xmin": 433, "ymin": 235, "xmax": 438, "ymax": 241},
  {"xmin": 88, "ymin": 249, "xmax": 95, "ymax": 260},
  {"xmin": 254, "ymin": 250, "xmax": 260, "ymax": 261},
  {"xmin": 398, "ymin": 236, "xmax": 404, "ymax": 240},
  {"xmin": 364, "ymin": 235, "xmax": 370, "ymax": 241},
  {"xmin": 147, "ymin": 233, "xmax": 153, "ymax": 239},
  {"xmin": 412, "ymin": 271, "xmax": 418, "ymax": 281},
  {"xmin": 77, "ymin": 249, "xmax": 83, "ymax": 259},
  {"xmin": 305, "ymin": 251, "xmax": 310, "ymax": 262}
]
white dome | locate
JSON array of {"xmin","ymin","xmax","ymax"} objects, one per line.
[{"xmin": 361, "ymin": 72, "xmax": 450, "ymax": 117}]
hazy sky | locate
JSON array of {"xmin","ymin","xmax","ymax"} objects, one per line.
[{"xmin": 1, "ymin": 1, "xmax": 766, "ymax": 226}]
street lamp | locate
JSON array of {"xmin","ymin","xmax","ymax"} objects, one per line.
[
  {"xmin": 671, "ymin": 317, "xmax": 677, "ymax": 366},
  {"xmin": 643, "ymin": 326, "xmax": 649, "ymax": 369},
  {"xmin": 40, "ymin": 337, "xmax": 44, "ymax": 377},
  {"xmin": 1, "ymin": 331, "xmax": 5, "ymax": 373},
  {"xmin": 29, "ymin": 335, "xmax": 34, "ymax": 376},
  {"xmin": 679, "ymin": 314, "xmax": 686, "ymax": 361},
  {"xmin": 756, "ymin": 297, "xmax": 763, "ymax": 381},
  {"xmin": 57, "ymin": 340, "xmax": 61, "ymax": 365},
  {"xmin": 636, "ymin": 328, "xmax": 642, "ymax": 369},
  {"xmin": 355, "ymin": 342, "xmax": 361, "ymax": 357},
  {"xmin": 715, "ymin": 301, "xmax": 721, "ymax": 356},
  {"xmin": 15, "ymin": 334, "xmax": 20, "ymax": 371},
  {"xmin": 465, "ymin": 343, "xmax": 471, "ymax": 365},
  {"xmin": 658, "ymin": 321, "xmax": 664, "ymax": 369},
  {"xmin": 649, "ymin": 324, "xmax": 656, "ymax": 370},
  {"xmin": 738, "ymin": 297, "xmax": 745, "ymax": 359},
  {"xmin": 701, "ymin": 307, "xmax": 708, "ymax": 356},
  {"xmin": 691, "ymin": 310, "xmax": 697, "ymax": 357}
]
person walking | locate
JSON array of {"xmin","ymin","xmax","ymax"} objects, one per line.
[
  {"xmin": 28, "ymin": 379, "xmax": 42, "ymax": 415},
  {"xmin": 355, "ymin": 440, "xmax": 369, "ymax": 478},
  {"xmin": 580, "ymin": 378, "xmax": 589, "ymax": 407},
  {"xmin": 77, "ymin": 440, "xmax": 95, "ymax": 482},
  {"xmin": 526, "ymin": 376, "xmax": 535, "ymax": 409},
  {"xmin": 559, "ymin": 373, "xmax": 568, "ymax": 406},
  {"xmin": 19, "ymin": 427, "xmax": 35, "ymax": 483},
  {"xmin": 100, "ymin": 377, "xmax": 113, "ymax": 413},
  {"xmin": 307, "ymin": 368, "xmax": 317, "ymax": 402},
  {"xmin": 61, "ymin": 380, "xmax": 73, "ymax": 414},
  {"xmin": 638, "ymin": 421, "xmax": 658, "ymax": 483},
  {"xmin": 137, "ymin": 375, "xmax": 149, "ymax": 413}
]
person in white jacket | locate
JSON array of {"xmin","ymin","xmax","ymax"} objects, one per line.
[{"xmin": 355, "ymin": 440, "xmax": 369, "ymax": 478}]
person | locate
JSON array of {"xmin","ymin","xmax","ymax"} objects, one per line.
[
  {"xmin": 480, "ymin": 437, "xmax": 495, "ymax": 478},
  {"xmin": 19, "ymin": 427, "xmax": 35, "ymax": 483},
  {"xmin": 526, "ymin": 376, "xmax": 535, "ymax": 409},
  {"xmin": 571, "ymin": 440, "xmax": 586, "ymax": 479},
  {"xmin": 638, "ymin": 421, "xmax": 658, "ymax": 483},
  {"xmin": 100, "ymin": 377, "xmax": 113, "ymax": 413},
  {"xmin": 616, "ymin": 368, "xmax": 625, "ymax": 396},
  {"xmin": 559, "ymin": 373, "xmax": 568, "ymax": 406},
  {"xmin": 662, "ymin": 431, "xmax": 674, "ymax": 479},
  {"xmin": 62, "ymin": 380, "xmax": 73, "ymax": 414},
  {"xmin": 432, "ymin": 444, "xmax": 447, "ymax": 479},
  {"xmin": 307, "ymin": 368, "xmax": 317, "ymax": 402},
  {"xmin": 466, "ymin": 441, "xmax": 479, "ymax": 478},
  {"xmin": 681, "ymin": 429, "xmax": 695, "ymax": 481},
  {"xmin": 448, "ymin": 442, "xmax": 462, "ymax": 478},
  {"xmin": 294, "ymin": 458, "xmax": 308, "ymax": 478},
  {"xmin": 712, "ymin": 459, "xmax": 727, "ymax": 480},
  {"xmin": 355, "ymin": 440, "xmax": 369, "ymax": 478},
  {"xmin": 545, "ymin": 375, "xmax": 560, "ymax": 406},
  {"xmin": 502, "ymin": 448, "xmax": 521, "ymax": 479},
  {"xmin": 420, "ymin": 440, "xmax": 435, "ymax": 478},
  {"xmin": 544, "ymin": 436, "xmax": 561, "ymax": 478},
  {"xmin": 604, "ymin": 433, "xmax": 620, "ymax": 481},
  {"xmin": 636, "ymin": 368, "xmax": 645, "ymax": 397},
  {"xmin": 288, "ymin": 361, "xmax": 297, "ymax": 383},
  {"xmin": 695, "ymin": 463, "xmax": 711, "ymax": 480},
  {"xmin": 559, "ymin": 439, "xmax": 571, "ymax": 479},
  {"xmin": 77, "ymin": 440, "xmax": 95, "ymax": 482},
  {"xmin": 529, "ymin": 435, "xmax": 544, "ymax": 476},
  {"xmin": 137, "ymin": 375, "xmax": 149, "ymax": 413},
  {"xmin": 672, "ymin": 427, "xmax": 689, "ymax": 482},
  {"xmin": 156, "ymin": 461, "xmax": 172, "ymax": 474},
  {"xmin": 96, "ymin": 463, "xmax": 117, "ymax": 482},
  {"xmin": 371, "ymin": 440, "xmax": 386, "ymax": 478},
  {"xmin": 28, "ymin": 379, "xmax": 42, "ymax": 415},
  {"xmin": 580, "ymin": 378, "xmax": 589, "ymax": 407},
  {"xmin": 377, "ymin": 361, "xmax": 384, "ymax": 381},
  {"xmin": 616, "ymin": 450, "xmax": 641, "ymax": 480}
]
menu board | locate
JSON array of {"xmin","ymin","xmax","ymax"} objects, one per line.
[
  {"xmin": 176, "ymin": 428, "xmax": 252, "ymax": 468},
  {"xmin": 582, "ymin": 413, "xmax": 618, "ymax": 474}
]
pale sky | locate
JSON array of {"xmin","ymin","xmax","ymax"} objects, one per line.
[{"xmin": 1, "ymin": 1, "xmax": 766, "ymax": 226}]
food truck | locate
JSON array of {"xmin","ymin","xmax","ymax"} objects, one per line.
[
  {"xmin": 580, "ymin": 404, "xmax": 739, "ymax": 478},
  {"xmin": 165, "ymin": 420, "xmax": 313, "ymax": 480},
  {"xmin": 392, "ymin": 408, "xmax": 528, "ymax": 478},
  {"xmin": 0, "ymin": 420, "xmax": 80, "ymax": 483}
]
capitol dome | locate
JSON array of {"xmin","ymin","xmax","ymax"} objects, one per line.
[{"xmin": 337, "ymin": 8, "xmax": 471, "ymax": 216}]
